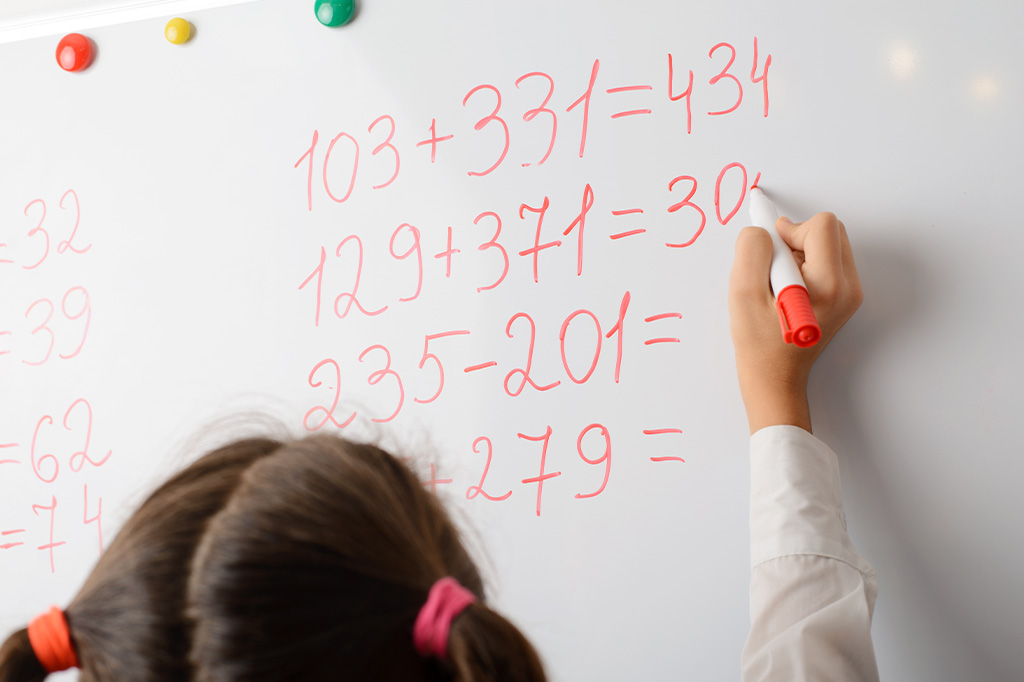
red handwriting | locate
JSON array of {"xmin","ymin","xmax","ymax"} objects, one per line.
[
  {"xmin": 304, "ymin": 358, "xmax": 357, "ymax": 430},
  {"xmin": 668, "ymin": 54, "xmax": 694, "ymax": 134},
  {"xmin": 333, "ymin": 235, "xmax": 388, "ymax": 318},
  {"xmin": 278, "ymin": 40, "xmax": 775, "ymax": 519},
  {"xmin": 359, "ymin": 345, "xmax": 404, "ymax": 423},
  {"xmin": 567, "ymin": 59, "xmax": 600, "ymax": 158},
  {"xmin": 464, "ymin": 361, "xmax": 498, "ymax": 373},
  {"xmin": 559, "ymin": 310, "xmax": 602, "ymax": 384},
  {"xmin": 83, "ymin": 485, "xmax": 103, "ymax": 555},
  {"xmin": 32, "ymin": 496, "xmax": 65, "ymax": 573},
  {"xmin": 0, "ymin": 442, "xmax": 18, "ymax": 466},
  {"xmin": 289, "ymin": 40, "xmax": 770, "ymax": 210},
  {"xmin": 463, "ymin": 84, "xmax": 510, "ymax": 177},
  {"xmin": 563, "ymin": 183, "xmax": 594, "ymax": 276},
  {"xmin": 295, "ymin": 118, "xmax": 407, "ymax": 210},
  {"xmin": 368, "ymin": 115, "xmax": 401, "ymax": 190},
  {"xmin": 610, "ymin": 206, "xmax": 643, "ymax": 241},
  {"xmin": 708, "ymin": 42, "xmax": 743, "ymax": 116},
  {"xmin": 714, "ymin": 162, "xmax": 749, "ymax": 225},
  {"xmin": 433, "ymin": 226, "xmax": 460, "ymax": 278},
  {"xmin": 644, "ymin": 428, "xmax": 687, "ymax": 463},
  {"xmin": 605, "ymin": 291, "xmax": 631, "ymax": 384},
  {"xmin": 388, "ymin": 224, "xmax": 423, "ymax": 303},
  {"xmin": 516, "ymin": 72, "xmax": 558, "ymax": 166},
  {"xmin": 751, "ymin": 37, "xmax": 772, "ymax": 117},
  {"xmin": 421, "ymin": 463, "xmax": 453, "ymax": 496},
  {"xmin": 18, "ymin": 192, "xmax": 92, "ymax": 270},
  {"xmin": 30, "ymin": 416, "xmax": 58, "ymax": 483},
  {"xmin": 5, "ymin": 185, "xmax": 108, "ymax": 572},
  {"xmin": 64, "ymin": 399, "xmax": 113, "ymax": 472},
  {"xmin": 415, "ymin": 331, "xmax": 471, "ymax": 404},
  {"xmin": 299, "ymin": 246, "xmax": 327, "ymax": 326},
  {"xmin": 607, "ymin": 84, "xmax": 654, "ymax": 119},
  {"xmin": 16, "ymin": 286, "xmax": 91, "ymax": 366},
  {"xmin": 58, "ymin": 287, "xmax": 91, "ymax": 360},
  {"xmin": 666, "ymin": 175, "xmax": 705, "ymax": 248},
  {"xmin": 26, "ymin": 400, "xmax": 112, "ymax": 483},
  {"xmin": 518, "ymin": 197, "xmax": 561, "ymax": 284},
  {"xmin": 519, "ymin": 426, "xmax": 561, "ymax": 517},
  {"xmin": 324, "ymin": 131, "xmax": 360, "ymax": 203},
  {"xmin": 417, "ymin": 118, "xmax": 455, "ymax": 163},
  {"xmin": 1, "ymin": 529, "xmax": 26, "ymax": 551},
  {"xmin": 466, "ymin": 437, "xmax": 512, "ymax": 501},
  {"xmin": 643, "ymin": 310, "xmax": 684, "ymax": 346},
  {"xmin": 575, "ymin": 424, "xmax": 612, "ymax": 499},
  {"xmin": 504, "ymin": 313, "xmax": 561, "ymax": 396},
  {"xmin": 475, "ymin": 211, "xmax": 509, "ymax": 292},
  {"xmin": 57, "ymin": 190, "xmax": 90, "ymax": 254}
]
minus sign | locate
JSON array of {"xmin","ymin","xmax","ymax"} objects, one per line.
[
  {"xmin": 650, "ymin": 456, "xmax": 686, "ymax": 463},
  {"xmin": 464, "ymin": 361, "xmax": 498, "ymax": 373},
  {"xmin": 610, "ymin": 229, "xmax": 647, "ymax": 240}
]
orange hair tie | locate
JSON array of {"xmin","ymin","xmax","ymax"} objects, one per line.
[{"xmin": 27, "ymin": 606, "xmax": 79, "ymax": 673}]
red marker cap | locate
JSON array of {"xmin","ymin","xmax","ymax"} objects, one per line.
[
  {"xmin": 776, "ymin": 285, "xmax": 821, "ymax": 348},
  {"xmin": 56, "ymin": 33, "xmax": 93, "ymax": 72}
]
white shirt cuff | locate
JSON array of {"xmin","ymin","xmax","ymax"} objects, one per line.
[{"xmin": 749, "ymin": 425, "xmax": 874, "ymax": 576}]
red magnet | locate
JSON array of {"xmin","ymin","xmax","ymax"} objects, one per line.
[{"xmin": 56, "ymin": 33, "xmax": 93, "ymax": 72}]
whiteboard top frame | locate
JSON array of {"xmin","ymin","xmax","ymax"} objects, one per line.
[{"xmin": 0, "ymin": 0, "xmax": 261, "ymax": 44}]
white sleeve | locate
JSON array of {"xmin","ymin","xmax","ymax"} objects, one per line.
[{"xmin": 741, "ymin": 425, "xmax": 880, "ymax": 682}]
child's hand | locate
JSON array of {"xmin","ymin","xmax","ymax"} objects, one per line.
[{"xmin": 729, "ymin": 212, "xmax": 863, "ymax": 434}]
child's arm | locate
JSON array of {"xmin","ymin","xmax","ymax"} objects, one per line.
[{"xmin": 729, "ymin": 213, "xmax": 879, "ymax": 681}]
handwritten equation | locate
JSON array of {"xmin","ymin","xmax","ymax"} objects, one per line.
[
  {"xmin": 1, "ymin": 190, "xmax": 109, "ymax": 573},
  {"xmin": 295, "ymin": 39, "xmax": 770, "ymax": 208},
  {"xmin": 292, "ymin": 38, "xmax": 774, "ymax": 514}
]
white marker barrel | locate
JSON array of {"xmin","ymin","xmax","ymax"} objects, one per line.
[
  {"xmin": 749, "ymin": 188, "xmax": 804, "ymax": 294},
  {"xmin": 747, "ymin": 188, "xmax": 821, "ymax": 347}
]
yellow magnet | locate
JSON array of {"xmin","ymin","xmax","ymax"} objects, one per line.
[{"xmin": 165, "ymin": 18, "xmax": 192, "ymax": 45}]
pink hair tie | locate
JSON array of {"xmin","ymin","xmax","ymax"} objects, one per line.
[
  {"xmin": 27, "ymin": 606, "xmax": 79, "ymax": 673},
  {"xmin": 413, "ymin": 577, "xmax": 476, "ymax": 660}
]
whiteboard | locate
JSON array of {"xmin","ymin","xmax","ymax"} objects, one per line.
[
  {"xmin": 1, "ymin": 1, "xmax": 1022, "ymax": 680},
  {"xmin": 0, "ymin": 1, "xmax": 257, "ymax": 43}
]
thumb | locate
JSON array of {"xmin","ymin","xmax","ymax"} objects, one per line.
[{"xmin": 774, "ymin": 215, "xmax": 804, "ymax": 251}]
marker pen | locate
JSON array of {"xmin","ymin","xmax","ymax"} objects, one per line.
[{"xmin": 748, "ymin": 188, "xmax": 821, "ymax": 348}]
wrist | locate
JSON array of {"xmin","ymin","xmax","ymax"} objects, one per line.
[{"xmin": 740, "ymin": 378, "xmax": 811, "ymax": 435}]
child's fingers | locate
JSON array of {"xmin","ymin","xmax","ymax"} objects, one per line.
[
  {"xmin": 836, "ymin": 219, "xmax": 859, "ymax": 283},
  {"xmin": 776, "ymin": 213, "xmax": 845, "ymax": 297},
  {"xmin": 729, "ymin": 226, "xmax": 774, "ymax": 310}
]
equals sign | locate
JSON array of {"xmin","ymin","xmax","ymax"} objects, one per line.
[
  {"xmin": 642, "ymin": 428, "xmax": 685, "ymax": 463},
  {"xmin": 1, "ymin": 529, "xmax": 26, "ymax": 550},
  {"xmin": 0, "ymin": 442, "xmax": 19, "ymax": 465}
]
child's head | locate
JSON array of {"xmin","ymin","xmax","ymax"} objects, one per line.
[{"xmin": 0, "ymin": 434, "xmax": 546, "ymax": 682}]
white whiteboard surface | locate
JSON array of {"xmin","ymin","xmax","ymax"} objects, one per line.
[
  {"xmin": 0, "ymin": 0, "xmax": 259, "ymax": 43},
  {"xmin": 1, "ymin": 1, "xmax": 1022, "ymax": 680}
]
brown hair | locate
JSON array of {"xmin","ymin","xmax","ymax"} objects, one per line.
[{"xmin": 0, "ymin": 434, "xmax": 546, "ymax": 682}]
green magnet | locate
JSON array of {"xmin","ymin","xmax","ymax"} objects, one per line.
[{"xmin": 315, "ymin": 0, "xmax": 356, "ymax": 27}]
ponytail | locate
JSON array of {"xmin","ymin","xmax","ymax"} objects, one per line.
[
  {"xmin": 0, "ymin": 437, "xmax": 283, "ymax": 682},
  {"xmin": 2, "ymin": 433, "xmax": 549, "ymax": 682},
  {"xmin": 0, "ymin": 630, "xmax": 46, "ymax": 682},
  {"xmin": 447, "ymin": 604, "xmax": 547, "ymax": 682}
]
